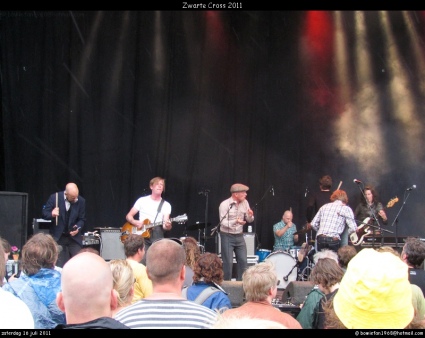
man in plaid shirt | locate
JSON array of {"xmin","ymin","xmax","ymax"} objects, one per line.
[{"xmin": 310, "ymin": 189, "xmax": 357, "ymax": 253}]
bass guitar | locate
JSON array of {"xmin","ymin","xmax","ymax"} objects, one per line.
[
  {"xmin": 350, "ymin": 197, "xmax": 398, "ymax": 246},
  {"xmin": 120, "ymin": 214, "xmax": 188, "ymax": 243}
]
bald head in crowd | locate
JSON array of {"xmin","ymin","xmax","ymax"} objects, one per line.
[{"xmin": 56, "ymin": 252, "xmax": 118, "ymax": 324}]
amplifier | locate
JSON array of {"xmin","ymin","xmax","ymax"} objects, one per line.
[
  {"xmin": 218, "ymin": 232, "xmax": 256, "ymax": 256},
  {"xmin": 96, "ymin": 228, "xmax": 125, "ymax": 260},
  {"xmin": 82, "ymin": 234, "xmax": 100, "ymax": 246}
]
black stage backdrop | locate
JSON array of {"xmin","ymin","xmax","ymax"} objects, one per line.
[{"xmin": 1, "ymin": 11, "xmax": 425, "ymax": 253}]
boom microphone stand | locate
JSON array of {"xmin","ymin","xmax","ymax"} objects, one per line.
[{"xmin": 390, "ymin": 186, "xmax": 415, "ymax": 249}]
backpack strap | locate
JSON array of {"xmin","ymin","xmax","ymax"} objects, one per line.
[{"xmin": 182, "ymin": 286, "xmax": 221, "ymax": 305}]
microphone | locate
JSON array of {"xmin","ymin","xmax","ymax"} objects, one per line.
[
  {"xmin": 304, "ymin": 187, "xmax": 309, "ymax": 197},
  {"xmin": 406, "ymin": 185, "xmax": 417, "ymax": 191},
  {"xmin": 198, "ymin": 189, "xmax": 210, "ymax": 195},
  {"xmin": 229, "ymin": 202, "xmax": 236, "ymax": 209},
  {"xmin": 271, "ymin": 186, "xmax": 274, "ymax": 196},
  {"xmin": 353, "ymin": 179, "xmax": 362, "ymax": 184}
]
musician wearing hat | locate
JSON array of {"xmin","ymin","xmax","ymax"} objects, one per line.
[{"xmin": 219, "ymin": 183, "xmax": 254, "ymax": 281}]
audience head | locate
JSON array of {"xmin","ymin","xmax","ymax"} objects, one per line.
[
  {"xmin": 57, "ymin": 252, "xmax": 117, "ymax": 323},
  {"xmin": 212, "ymin": 314, "xmax": 287, "ymax": 329},
  {"xmin": 1, "ymin": 238, "xmax": 11, "ymax": 262},
  {"xmin": 123, "ymin": 234, "xmax": 145, "ymax": 258},
  {"xmin": 182, "ymin": 236, "xmax": 201, "ymax": 270},
  {"xmin": 21, "ymin": 233, "xmax": 59, "ymax": 275},
  {"xmin": 313, "ymin": 248, "xmax": 338, "ymax": 265},
  {"xmin": 401, "ymin": 237, "xmax": 425, "ymax": 268},
  {"xmin": 0, "ymin": 237, "xmax": 6, "ymax": 285},
  {"xmin": 242, "ymin": 260, "xmax": 278, "ymax": 302},
  {"xmin": 319, "ymin": 175, "xmax": 332, "ymax": 190},
  {"xmin": 337, "ymin": 245, "xmax": 357, "ymax": 270},
  {"xmin": 78, "ymin": 247, "xmax": 100, "ymax": 255},
  {"xmin": 146, "ymin": 238, "xmax": 185, "ymax": 285},
  {"xmin": 193, "ymin": 252, "xmax": 224, "ymax": 284},
  {"xmin": 330, "ymin": 189, "xmax": 348, "ymax": 204},
  {"xmin": 109, "ymin": 259, "xmax": 134, "ymax": 309},
  {"xmin": 375, "ymin": 245, "xmax": 400, "ymax": 257},
  {"xmin": 329, "ymin": 248, "xmax": 414, "ymax": 329},
  {"xmin": 310, "ymin": 257, "xmax": 344, "ymax": 293}
]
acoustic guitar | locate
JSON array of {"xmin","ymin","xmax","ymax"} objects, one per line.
[
  {"xmin": 120, "ymin": 214, "xmax": 188, "ymax": 243},
  {"xmin": 350, "ymin": 197, "xmax": 398, "ymax": 246}
]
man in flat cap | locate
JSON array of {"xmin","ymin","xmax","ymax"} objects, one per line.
[{"xmin": 218, "ymin": 183, "xmax": 254, "ymax": 281}]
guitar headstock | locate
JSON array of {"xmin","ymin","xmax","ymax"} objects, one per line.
[
  {"xmin": 387, "ymin": 197, "xmax": 399, "ymax": 208},
  {"xmin": 173, "ymin": 214, "xmax": 188, "ymax": 224}
]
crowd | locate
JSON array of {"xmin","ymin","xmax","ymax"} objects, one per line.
[{"xmin": 1, "ymin": 177, "xmax": 424, "ymax": 329}]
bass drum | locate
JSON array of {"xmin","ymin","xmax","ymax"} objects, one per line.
[{"xmin": 265, "ymin": 251, "xmax": 298, "ymax": 290}]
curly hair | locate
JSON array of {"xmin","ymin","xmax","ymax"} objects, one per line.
[
  {"xmin": 337, "ymin": 245, "xmax": 357, "ymax": 270},
  {"xmin": 193, "ymin": 252, "xmax": 224, "ymax": 284},
  {"xmin": 310, "ymin": 257, "xmax": 344, "ymax": 291},
  {"xmin": 182, "ymin": 236, "xmax": 201, "ymax": 270}
]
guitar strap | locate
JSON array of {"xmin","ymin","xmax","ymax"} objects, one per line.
[{"xmin": 152, "ymin": 198, "xmax": 165, "ymax": 225}]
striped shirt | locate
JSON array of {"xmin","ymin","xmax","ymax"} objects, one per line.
[{"xmin": 114, "ymin": 298, "xmax": 218, "ymax": 329}]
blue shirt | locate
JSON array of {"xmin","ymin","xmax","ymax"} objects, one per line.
[{"xmin": 273, "ymin": 220, "xmax": 297, "ymax": 251}]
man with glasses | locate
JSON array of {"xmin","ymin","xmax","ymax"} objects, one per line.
[
  {"xmin": 42, "ymin": 182, "xmax": 86, "ymax": 267},
  {"xmin": 115, "ymin": 238, "xmax": 218, "ymax": 329}
]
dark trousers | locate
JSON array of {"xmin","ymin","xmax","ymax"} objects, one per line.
[
  {"xmin": 317, "ymin": 236, "xmax": 340, "ymax": 253},
  {"xmin": 57, "ymin": 235, "xmax": 82, "ymax": 267},
  {"xmin": 220, "ymin": 232, "xmax": 247, "ymax": 281}
]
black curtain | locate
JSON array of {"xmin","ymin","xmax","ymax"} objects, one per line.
[{"xmin": 1, "ymin": 11, "xmax": 424, "ymax": 253}]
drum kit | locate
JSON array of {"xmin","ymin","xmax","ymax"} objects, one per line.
[
  {"xmin": 254, "ymin": 225, "xmax": 316, "ymax": 289},
  {"xmin": 180, "ymin": 221, "xmax": 211, "ymax": 254}
]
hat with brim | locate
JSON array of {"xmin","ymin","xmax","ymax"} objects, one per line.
[
  {"xmin": 230, "ymin": 183, "xmax": 249, "ymax": 193},
  {"xmin": 333, "ymin": 248, "xmax": 414, "ymax": 329}
]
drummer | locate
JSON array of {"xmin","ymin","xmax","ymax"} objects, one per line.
[{"xmin": 272, "ymin": 210, "xmax": 299, "ymax": 252}]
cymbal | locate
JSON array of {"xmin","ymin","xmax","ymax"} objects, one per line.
[{"xmin": 187, "ymin": 222, "xmax": 211, "ymax": 231}]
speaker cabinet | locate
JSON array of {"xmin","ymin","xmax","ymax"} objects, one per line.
[
  {"xmin": 218, "ymin": 232, "xmax": 256, "ymax": 256},
  {"xmin": 98, "ymin": 228, "xmax": 125, "ymax": 260},
  {"xmin": 221, "ymin": 280, "xmax": 245, "ymax": 308},
  {"xmin": 0, "ymin": 192, "xmax": 28, "ymax": 251},
  {"xmin": 281, "ymin": 281, "xmax": 314, "ymax": 306}
]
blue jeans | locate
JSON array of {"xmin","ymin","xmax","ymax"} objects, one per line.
[{"xmin": 220, "ymin": 232, "xmax": 247, "ymax": 281}]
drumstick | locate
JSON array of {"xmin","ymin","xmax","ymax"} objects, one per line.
[
  {"xmin": 55, "ymin": 192, "xmax": 58, "ymax": 226},
  {"xmin": 337, "ymin": 181, "xmax": 342, "ymax": 190}
]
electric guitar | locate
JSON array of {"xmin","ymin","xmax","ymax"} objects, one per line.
[
  {"xmin": 350, "ymin": 197, "xmax": 398, "ymax": 246},
  {"xmin": 120, "ymin": 214, "xmax": 188, "ymax": 243}
]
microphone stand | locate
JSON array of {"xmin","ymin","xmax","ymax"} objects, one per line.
[
  {"xmin": 211, "ymin": 203, "xmax": 234, "ymax": 254},
  {"xmin": 390, "ymin": 189, "xmax": 413, "ymax": 249},
  {"xmin": 355, "ymin": 182, "xmax": 382, "ymax": 248},
  {"xmin": 253, "ymin": 185, "xmax": 273, "ymax": 250}
]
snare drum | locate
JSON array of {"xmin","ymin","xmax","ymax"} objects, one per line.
[
  {"xmin": 265, "ymin": 251, "xmax": 298, "ymax": 289},
  {"xmin": 256, "ymin": 249, "xmax": 272, "ymax": 262}
]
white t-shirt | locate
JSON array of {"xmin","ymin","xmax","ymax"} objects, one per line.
[
  {"xmin": 0, "ymin": 288, "xmax": 34, "ymax": 328},
  {"xmin": 133, "ymin": 196, "xmax": 172, "ymax": 224}
]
